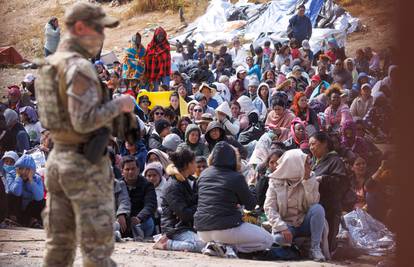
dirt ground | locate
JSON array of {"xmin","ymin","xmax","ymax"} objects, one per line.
[
  {"xmin": 0, "ymin": 227, "xmax": 384, "ymax": 267},
  {"xmin": 0, "ymin": 1, "xmax": 395, "ymax": 266}
]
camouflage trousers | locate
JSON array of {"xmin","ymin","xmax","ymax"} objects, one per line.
[{"xmin": 42, "ymin": 144, "xmax": 116, "ymax": 267}]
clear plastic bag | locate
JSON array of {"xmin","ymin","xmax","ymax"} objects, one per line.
[{"xmin": 339, "ymin": 208, "xmax": 395, "ymax": 256}]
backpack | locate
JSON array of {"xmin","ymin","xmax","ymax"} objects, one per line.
[{"xmin": 34, "ymin": 53, "xmax": 77, "ymax": 131}]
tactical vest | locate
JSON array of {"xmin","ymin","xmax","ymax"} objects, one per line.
[{"xmin": 35, "ymin": 52, "xmax": 99, "ymax": 144}]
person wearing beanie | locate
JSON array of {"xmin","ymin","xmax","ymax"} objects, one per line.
[
  {"xmin": 177, "ymin": 124, "xmax": 209, "ymax": 157},
  {"xmin": 283, "ymin": 118, "xmax": 309, "ymax": 151},
  {"xmin": 6, "ymin": 154, "xmax": 44, "ymax": 227},
  {"xmin": 149, "ymin": 119, "xmax": 171, "ymax": 152},
  {"xmin": 162, "ymin": 133, "xmax": 182, "ymax": 152},
  {"xmin": 143, "ymin": 161, "xmax": 167, "ymax": 213}
]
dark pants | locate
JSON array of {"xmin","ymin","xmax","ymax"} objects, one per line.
[
  {"xmin": 7, "ymin": 194, "xmax": 45, "ymax": 226},
  {"xmin": 0, "ymin": 181, "xmax": 7, "ymax": 223},
  {"xmin": 325, "ymin": 211, "xmax": 341, "ymax": 252},
  {"xmin": 44, "ymin": 47, "xmax": 52, "ymax": 57}
]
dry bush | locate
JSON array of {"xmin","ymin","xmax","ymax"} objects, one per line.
[
  {"xmin": 336, "ymin": 0, "xmax": 362, "ymax": 7},
  {"xmin": 126, "ymin": 0, "xmax": 184, "ymax": 18}
]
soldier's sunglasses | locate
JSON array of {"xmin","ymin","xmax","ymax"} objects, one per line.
[{"xmin": 87, "ymin": 22, "xmax": 104, "ymax": 34}]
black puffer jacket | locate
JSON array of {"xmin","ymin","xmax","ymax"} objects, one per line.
[
  {"xmin": 194, "ymin": 141, "xmax": 256, "ymax": 232},
  {"xmin": 160, "ymin": 165, "xmax": 198, "ymax": 236}
]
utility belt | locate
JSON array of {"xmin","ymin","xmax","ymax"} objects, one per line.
[{"xmin": 53, "ymin": 127, "xmax": 110, "ymax": 164}]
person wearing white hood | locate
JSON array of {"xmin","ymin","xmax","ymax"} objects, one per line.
[
  {"xmin": 231, "ymin": 65, "xmax": 249, "ymax": 91},
  {"xmin": 252, "ymin": 82, "xmax": 271, "ymax": 122},
  {"xmin": 215, "ymin": 102, "xmax": 240, "ymax": 137},
  {"xmin": 264, "ymin": 149, "xmax": 327, "ymax": 262}
]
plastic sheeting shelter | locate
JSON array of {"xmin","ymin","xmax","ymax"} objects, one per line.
[
  {"xmin": 0, "ymin": 46, "xmax": 25, "ymax": 65},
  {"xmin": 173, "ymin": 0, "xmax": 359, "ymax": 54}
]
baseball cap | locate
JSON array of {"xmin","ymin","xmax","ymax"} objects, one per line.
[
  {"xmin": 64, "ymin": 2, "xmax": 119, "ymax": 28},
  {"xmin": 311, "ymin": 75, "xmax": 321, "ymax": 83}
]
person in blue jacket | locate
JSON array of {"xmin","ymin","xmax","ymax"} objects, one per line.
[
  {"xmin": 6, "ymin": 154, "xmax": 44, "ymax": 227},
  {"xmin": 287, "ymin": 5, "xmax": 312, "ymax": 46}
]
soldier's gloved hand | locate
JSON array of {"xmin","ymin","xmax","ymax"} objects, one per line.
[{"xmin": 116, "ymin": 95, "xmax": 135, "ymax": 113}]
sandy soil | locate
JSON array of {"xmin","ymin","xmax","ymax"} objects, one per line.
[{"xmin": 0, "ymin": 227, "xmax": 383, "ymax": 267}]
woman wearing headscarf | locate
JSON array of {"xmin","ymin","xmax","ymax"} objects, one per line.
[
  {"xmin": 291, "ymin": 92, "xmax": 319, "ymax": 134},
  {"xmin": 264, "ymin": 149, "xmax": 327, "ymax": 261},
  {"xmin": 265, "ymin": 95, "xmax": 295, "ymax": 142},
  {"xmin": 122, "ymin": 32, "xmax": 146, "ymax": 85},
  {"xmin": 195, "ymin": 142, "xmax": 273, "ymax": 254},
  {"xmin": 146, "ymin": 149, "xmax": 171, "ymax": 172},
  {"xmin": 283, "ymin": 118, "xmax": 308, "ymax": 151},
  {"xmin": 309, "ymin": 132, "xmax": 348, "ymax": 252},
  {"xmin": 145, "ymin": 27, "xmax": 171, "ymax": 91}
]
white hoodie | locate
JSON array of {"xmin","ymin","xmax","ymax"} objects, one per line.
[{"xmin": 216, "ymin": 102, "xmax": 240, "ymax": 136}]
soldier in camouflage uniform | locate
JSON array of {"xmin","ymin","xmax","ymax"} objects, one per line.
[{"xmin": 40, "ymin": 2, "xmax": 135, "ymax": 266}]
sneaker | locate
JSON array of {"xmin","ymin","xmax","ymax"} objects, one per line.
[
  {"xmin": 153, "ymin": 235, "xmax": 168, "ymax": 250},
  {"xmin": 114, "ymin": 231, "xmax": 124, "ymax": 243},
  {"xmin": 224, "ymin": 245, "xmax": 238, "ymax": 259},
  {"xmin": 201, "ymin": 242, "xmax": 225, "ymax": 257},
  {"xmin": 132, "ymin": 224, "xmax": 145, "ymax": 242},
  {"xmin": 310, "ymin": 248, "xmax": 326, "ymax": 262}
]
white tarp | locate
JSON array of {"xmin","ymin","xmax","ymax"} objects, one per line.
[{"xmin": 172, "ymin": 0, "xmax": 360, "ymax": 54}]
